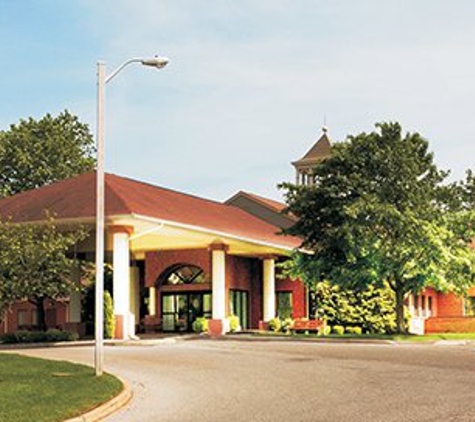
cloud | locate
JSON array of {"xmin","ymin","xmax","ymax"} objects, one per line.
[{"xmin": 3, "ymin": 1, "xmax": 475, "ymax": 199}]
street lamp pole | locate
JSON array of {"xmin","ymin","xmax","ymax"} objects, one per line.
[{"xmin": 94, "ymin": 56, "xmax": 169, "ymax": 376}]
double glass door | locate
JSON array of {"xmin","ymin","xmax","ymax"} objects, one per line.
[{"xmin": 162, "ymin": 292, "xmax": 212, "ymax": 332}]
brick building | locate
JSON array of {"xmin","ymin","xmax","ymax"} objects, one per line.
[{"xmin": 0, "ymin": 129, "xmax": 474, "ymax": 337}]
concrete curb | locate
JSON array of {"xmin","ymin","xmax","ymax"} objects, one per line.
[
  {"xmin": 0, "ymin": 336, "xmax": 182, "ymax": 350},
  {"xmin": 214, "ymin": 334, "xmax": 396, "ymax": 345},
  {"xmin": 65, "ymin": 375, "xmax": 132, "ymax": 422}
]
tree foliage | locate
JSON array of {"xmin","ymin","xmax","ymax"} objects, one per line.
[
  {"xmin": 281, "ymin": 122, "xmax": 475, "ymax": 333},
  {"xmin": 0, "ymin": 218, "xmax": 88, "ymax": 330},
  {"xmin": 0, "ymin": 110, "xmax": 95, "ymax": 198}
]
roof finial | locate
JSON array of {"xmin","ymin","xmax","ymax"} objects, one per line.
[{"xmin": 322, "ymin": 112, "xmax": 328, "ymax": 134}]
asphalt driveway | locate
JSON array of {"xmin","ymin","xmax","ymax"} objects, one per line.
[{"xmin": 12, "ymin": 339, "xmax": 475, "ymax": 421}]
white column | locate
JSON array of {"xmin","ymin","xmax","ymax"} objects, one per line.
[
  {"xmin": 149, "ymin": 286, "xmax": 157, "ymax": 316},
  {"xmin": 212, "ymin": 249, "xmax": 226, "ymax": 320},
  {"xmin": 263, "ymin": 258, "xmax": 276, "ymax": 322},
  {"xmin": 113, "ymin": 231, "xmax": 131, "ymax": 339}
]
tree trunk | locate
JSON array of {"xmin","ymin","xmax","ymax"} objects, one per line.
[
  {"xmin": 36, "ymin": 298, "xmax": 47, "ymax": 331},
  {"xmin": 395, "ymin": 288, "xmax": 407, "ymax": 334}
]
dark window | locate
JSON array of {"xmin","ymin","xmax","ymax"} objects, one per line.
[
  {"xmin": 162, "ymin": 265, "xmax": 206, "ymax": 285},
  {"xmin": 465, "ymin": 297, "xmax": 475, "ymax": 316},
  {"xmin": 428, "ymin": 297, "xmax": 433, "ymax": 312},
  {"xmin": 229, "ymin": 290, "xmax": 249, "ymax": 329},
  {"xmin": 276, "ymin": 292, "xmax": 293, "ymax": 319},
  {"xmin": 17, "ymin": 310, "xmax": 29, "ymax": 327}
]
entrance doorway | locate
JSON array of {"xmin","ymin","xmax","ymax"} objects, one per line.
[{"xmin": 162, "ymin": 292, "xmax": 212, "ymax": 332}]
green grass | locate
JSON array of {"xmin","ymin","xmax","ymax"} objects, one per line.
[
  {"xmin": 0, "ymin": 353, "xmax": 123, "ymax": 422},
  {"xmin": 251, "ymin": 330, "xmax": 475, "ymax": 342}
]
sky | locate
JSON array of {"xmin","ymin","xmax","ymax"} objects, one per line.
[{"xmin": 1, "ymin": 1, "xmax": 475, "ymax": 202}]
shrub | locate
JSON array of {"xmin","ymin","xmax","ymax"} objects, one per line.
[
  {"xmin": 308, "ymin": 282, "xmax": 398, "ymax": 334},
  {"xmin": 346, "ymin": 326, "xmax": 363, "ymax": 335},
  {"xmin": 319, "ymin": 325, "xmax": 332, "ymax": 336},
  {"xmin": 192, "ymin": 317, "xmax": 209, "ymax": 334},
  {"xmin": 332, "ymin": 325, "xmax": 345, "ymax": 335},
  {"xmin": 268, "ymin": 318, "xmax": 282, "ymax": 332},
  {"xmin": 228, "ymin": 315, "xmax": 240, "ymax": 333},
  {"xmin": 281, "ymin": 318, "xmax": 294, "ymax": 333},
  {"xmin": 103, "ymin": 291, "xmax": 115, "ymax": 339},
  {"xmin": 0, "ymin": 330, "xmax": 79, "ymax": 344}
]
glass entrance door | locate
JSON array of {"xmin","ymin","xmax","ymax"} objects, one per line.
[{"xmin": 162, "ymin": 292, "xmax": 212, "ymax": 332}]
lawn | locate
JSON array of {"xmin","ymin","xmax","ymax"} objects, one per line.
[
  {"xmin": 252, "ymin": 331, "xmax": 475, "ymax": 342},
  {"xmin": 0, "ymin": 353, "xmax": 123, "ymax": 422}
]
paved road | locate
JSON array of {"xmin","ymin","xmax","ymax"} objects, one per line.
[{"xmin": 12, "ymin": 339, "xmax": 475, "ymax": 421}]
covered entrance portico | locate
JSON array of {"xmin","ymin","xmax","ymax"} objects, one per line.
[{"xmin": 108, "ymin": 214, "xmax": 293, "ymax": 339}]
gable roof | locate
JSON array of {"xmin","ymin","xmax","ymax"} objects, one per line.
[
  {"xmin": 226, "ymin": 191, "xmax": 287, "ymax": 213},
  {"xmin": 0, "ymin": 172, "xmax": 301, "ymax": 250},
  {"xmin": 292, "ymin": 131, "xmax": 332, "ymax": 168}
]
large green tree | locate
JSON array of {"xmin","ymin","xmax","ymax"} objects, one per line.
[
  {"xmin": 0, "ymin": 110, "xmax": 95, "ymax": 198},
  {"xmin": 0, "ymin": 219, "xmax": 88, "ymax": 330},
  {"xmin": 281, "ymin": 122, "xmax": 475, "ymax": 333}
]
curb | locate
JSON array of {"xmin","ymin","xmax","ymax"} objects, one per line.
[
  {"xmin": 65, "ymin": 375, "xmax": 133, "ymax": 422},
  {"xmin": 214, "ymin": 334, "xmax": 396, "ymax": 345},
  {"xmin": 0, "ymin": 336, "xmax": 181, "ymax": 350}
]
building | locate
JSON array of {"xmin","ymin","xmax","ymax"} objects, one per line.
[
  {"xmin": 1, "ymin": 128, "xmax": 475, "ymax": 337},
  {"xmin": 0, "ymin": 172, "xmax": 307, "ymax": 338}
]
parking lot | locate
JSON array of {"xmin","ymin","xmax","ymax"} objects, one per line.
[{"xmin": 16, "ymin": 338, "xmax": 475, "ymax": 421}]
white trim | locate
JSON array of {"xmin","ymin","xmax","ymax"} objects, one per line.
[{"xmin": 130, "ymin": 213, "xmax": 298, "ymax": 254}]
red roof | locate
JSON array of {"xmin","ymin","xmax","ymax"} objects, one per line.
[
  {"xmin": 0, "ymin": 172, "xmax": 301, "ymax": 249},
  {"xmin": 239, "ymin": 191, "xmax": 287, "ymax": 213}
]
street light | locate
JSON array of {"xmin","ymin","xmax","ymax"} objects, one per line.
[{"xmin": 95, "ymin": 55, "xmax": 169, "ymax": 376}]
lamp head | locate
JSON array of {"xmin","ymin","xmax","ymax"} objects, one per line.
[{"xmin": 141, "ymin": 55, "xmax": 169, "ymax": 69}]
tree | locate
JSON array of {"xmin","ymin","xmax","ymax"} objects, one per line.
[
  {"xmin": 0, "ymin": 110, "xmax": 95, "ymax": 198},
  {"xmin": 0, "ymin": 218, "xmax": 88, "ymax": 330},
  {"xmin": 281, "ymin": 253, "xmax": 397, "ymax": 333},
  {"xmin": 281, "ymin": 122, "xmax": 475, "ymax": 333}
]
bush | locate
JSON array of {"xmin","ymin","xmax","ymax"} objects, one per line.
[
  {"xmin": 332, "ymin": 325, "xmax": 345, "ymax": 335},
  {"xmin": 0, "ymin": 329, "xmax": 79, "ymax": 344},
  {"xmin": 319, "ymin": 325, "xmax": 332, "ymax": 336},
  {"xmin": 268, "ymin": 318, "xmax": 282, "ymax": 332},
  {"xmin": 192, "ymin": 317, "xmax": 209, "ymax": 334},
  {"xmin": 103, "ymin": 291, "xmax": 115, "ymax": 339},
  {"xmin": 281, "ymin": 318, "xmax": 294, "ymax": 333},
  {"xmin": 308, "ymin": 282, "xmax": 398, "ymax": 334},
  {"xmin": 346, "ymin": 326, "xmax": 363, "ymax": 335},
  {"xmin": 228, "ymin": 315, "xmax": 240, "ymax": 333}
]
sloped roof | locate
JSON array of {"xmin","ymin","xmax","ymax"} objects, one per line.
[
  {"xmin": 292, "ymin": 131, "xmax": 332, "ymax": 167},
  {"xmin": 227, "ymin": 191, "xmax": 287, "ymax": 213},
  {"xmin": 0, "ymin": 172, "xmax": 301, "ymax": 250}
]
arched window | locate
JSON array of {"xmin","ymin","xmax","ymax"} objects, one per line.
[{"xmin": 161, "ymin": 264, "xmax": 207, "ymax": 286}]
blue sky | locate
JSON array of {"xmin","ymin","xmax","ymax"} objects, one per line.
[{"xmin": 1, "ymin": 1, "xmax": 475, "ymax": 201}]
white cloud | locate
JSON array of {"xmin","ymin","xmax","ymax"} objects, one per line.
[{"xmin": 8, "ymin": 0, "xmax": 475, "ymax": 200}]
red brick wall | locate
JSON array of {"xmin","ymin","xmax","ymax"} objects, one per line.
[
  {"xmin": 425, "ymin": 317, "xmax": 475, "ymax": 333},
  {"xmin": 276, "ymin": 276, "xmax": 307, "ymax": 319},
  {"xmin": 226, "ymin": 256, "xmax": 261, "ymax": 328},
  {"xmin": 1, "ymin": 299, "xmax": 69, "ymax": 334},
  {"xmin": 437, "ymin": 292, "xmax": 464, "ymax": 317},
  {"xmin": 145, "ymin": 249, "xmax": 211, "ymax": 288}
]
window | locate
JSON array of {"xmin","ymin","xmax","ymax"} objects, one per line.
[
  {"xmin": 428, "ymin": 297, "xmax": 433, "ymax": 312},
  {"xmin": 276, "ymin": 292, "xmax": 293, "ymax": 319},
  {"xmin": 162, "ymin": 265, "xmax": 206, "ymax": 285},
  {"xmin": 17, "ymin": 310, "xmax": 29, "ymax": 327},
  {"xmin": 465, "ymin": 297, "xmax": 475, "ymax": 316},
  {"xmin": 229, "ymin": 290, "xmax": 249, "ymax": 329}
]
